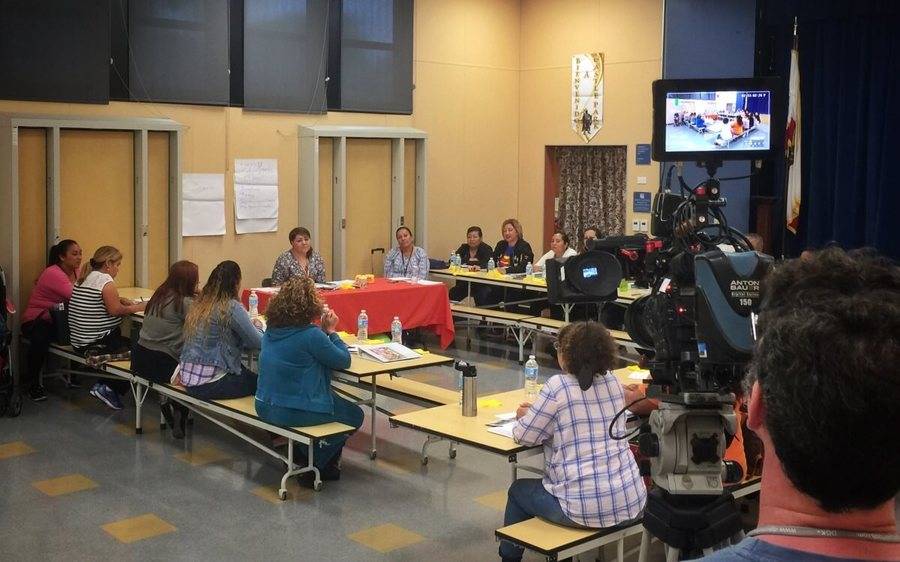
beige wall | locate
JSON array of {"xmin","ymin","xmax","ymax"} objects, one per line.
[
  {"xmin": 519, "ymin": 0, "xmax": 663, "ymax": 250},
  {"xmin": 2, "ymin": 0, "xmax": 661, "ymax": 293}
]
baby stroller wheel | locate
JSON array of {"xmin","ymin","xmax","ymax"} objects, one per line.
[{"xmin": 8, "ymin": 390, "xmax": 22, "ymax": 417}]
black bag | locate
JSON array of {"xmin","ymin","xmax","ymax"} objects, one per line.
[{"xmin": 48, "ymin": 304, "xmax": 71, "ymax": 346}]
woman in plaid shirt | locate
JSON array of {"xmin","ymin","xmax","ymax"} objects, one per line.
[{"xmin": 500, "ymin": 321, "xmax": 646, "ymax": 561}]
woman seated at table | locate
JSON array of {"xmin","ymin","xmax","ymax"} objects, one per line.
[
  {"xmin": 533, "ymin": 232, "xmax": 577, "ymax": 272},
  {"xmin": 384, "ymin": 226, "xmax": 429, "ymax": 279},
  {"xmin": 68, "ymin": 246, "xmax": 147, "ymax": 410},
  {"xmin": 21, "ymin": 239, "xmax": 82, "ymax": 402},
  {"xmin": 448, "ymin": 226, "xmax": 493, "ymax": 304},
  {"xmin": 493, "ymin": 219, "xmax": 534, "ymax": 274},
  {"xmin": 256, "ymin": 277, "xmax": 363, "ymax": 488},
  {"xmin": 131, "ymin": 260, "xmax": 198, "ymax": 438},
  {"xmin": 271, "ymin": 227, "xmax": 326, "ymax": 285},
  {"xmin": 500, "ymin": 322, "xmax": 646, "ymax": 561},
  {"xmin": 177, "ymin": 261, "xmax": 262, "ymax": 400}
]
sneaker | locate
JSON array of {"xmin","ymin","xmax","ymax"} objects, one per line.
[
  {"xmin": 28, "ymin": 386, "xmax": 48, "ymax": 402},
  {"xmin": 90, "ymin": 383, "xmax": 123, "ymax": 410}
]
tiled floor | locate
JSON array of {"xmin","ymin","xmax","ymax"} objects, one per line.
[{"xmin": 0, "ymin": 331, "xmax": 676, "ymax": 560}]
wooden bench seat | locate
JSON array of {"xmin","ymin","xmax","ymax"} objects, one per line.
[
  {"xmin": 495, "ymin": 516, "xmax": 644, "ymax": 562},
  {"xmin": 520, "ymin": 316, "xmax": 633, "ymax": 345},
  {"xmin": 450, "ymin": 304, "xmax": 533, "ymax": 324}
]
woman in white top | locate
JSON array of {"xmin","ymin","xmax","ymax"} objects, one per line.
[
  {"xmin": 383, "ymin": 226, "xmax": 429, "ymax": 279},
  {"xmin": 68, "ymin": 246, "xmax": 146, "ymax": 410},
  {"xmin": 534, "ymin": 232, "xmax": 577, "ymax": 271}
]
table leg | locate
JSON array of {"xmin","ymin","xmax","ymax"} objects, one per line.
[{"xmin": 369, "ymin": 377, "xmax": 378, "ymax": 459}]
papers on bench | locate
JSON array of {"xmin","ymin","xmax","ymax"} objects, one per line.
[{"xmin": 357, "ymin": 342, "xmax": 420, "ymax": 363}]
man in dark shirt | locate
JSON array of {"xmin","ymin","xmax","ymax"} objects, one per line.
[{"xmin": 702, "ymin": 248, "xmax": 900, "ymax": 561}]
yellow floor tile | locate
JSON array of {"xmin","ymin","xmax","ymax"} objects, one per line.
[
  {"xmin": 474, "ymin": 490, "xmax": 508, "ymax": 511},
  {"xmin": 32, "ymin": 474, "xmax": 98, "ymax": 497},
  {"xmin": 174, "ymin": 445, "xmax": 231, "ymax": 466},
  {"xmin": 250, "ymin": 480, "xmax": 314, "ymax": 504},
  {"xmin": 0, "ymin": 441, "xmax": 36, "ymax": 460},
  {"xmin": 102, "ymin": 513, "xmax": 176, "ymax": 544},
  {"xmin": 348, "ymin": 523, "xmax": 425, "ymax": 553}
]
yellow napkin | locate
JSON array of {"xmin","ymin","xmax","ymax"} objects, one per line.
[{"xmin": 478, "ymin": 398, "xmax": 503, "ymax": 408}]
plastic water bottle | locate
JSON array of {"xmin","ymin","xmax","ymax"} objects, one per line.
[
  {"xmin": 458, "ymin": 370, "xmax": 464, "ymax": 405},
  {"xmin": 487, "ymin": 257, "xmax": 495, "ymax": 273},
  {"xmin": 448, "ymin": 252, "xmax": 456, "ymax": 272},
  {"xmin": 391, "ymin": 316, "xmax": 402, "ymax": 343},
  {"xmin": 357, "ymin": 309, "xmax": 369, "ymax": 342},
  {"xmin": 524, "ymin": 355, "xmax": 539, "ymax": 400},
  {"xmin": 248, "ymin": 290, "xmax": 259, "ymax": 319},
  {"xmin": 525, "ymin": 262, "xmax": 534, "ymax": 277}
]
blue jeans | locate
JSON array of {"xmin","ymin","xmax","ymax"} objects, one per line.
[
  {"xmin": 186, "ymin": 365, "xmax": 258, "ymax": 400},
  {"xmin": 499, "ymin": 478, "xmax": 592, "ymax": 560},
  {"xmin": 255, "ymin": 392, "xmax": 364, "ymax": 470}
]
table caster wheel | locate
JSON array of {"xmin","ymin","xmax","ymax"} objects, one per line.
[
  {"xmin": 421, "ymin": 456, "xmax": 429, "ymax": 466},
  {"xmin": 278, "ymin": 489, "xmax": 287, "ymax": 501},
  {"xmin": 449, "ymin": 449, "xmax": 457, "ymax": 459},
  {"xmin": 369, "ymin": 450, "xmax": 377, "ymax": 460},
  {"xmin": 313, "ymin": 481, "xmax": 324, "ymax": 492}
]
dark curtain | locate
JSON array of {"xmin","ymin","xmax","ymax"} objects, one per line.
[
  {"xmin": 556, "ymin": 146, "xmax": 627, "ymax": 242},
  {"xmin": 757, "ymin": 1, "xmax": 900, "ymax": 259}
]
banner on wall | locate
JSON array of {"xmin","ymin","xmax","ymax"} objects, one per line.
[
  {"xmin": 182, "ymin": 173, "xmax": 226, "ymax": 237},
  {"xmin": 572, "ymin": 53, "xmax": 604, "ymax": 142},
  {"xmin": 234, "ymin": 158, "xmax": 279, "ymax": 234}
]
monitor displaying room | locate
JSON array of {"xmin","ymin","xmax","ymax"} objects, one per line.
[
  {"xmin": 582, "ymin": 266, "xmax": 599, "ymax": 278},
  {"xmin": 664, "ymin": 89, "xmax": 771, "ymax": 153}
]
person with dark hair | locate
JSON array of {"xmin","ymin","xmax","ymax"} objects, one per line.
[
  {"xmin": 533, "ymin": 232, "xmax": 576, "ymax": 272},
  {"xmin": 744, "ymin": 232, "xmax": 764, "ymax": 252},
  {"xmin": 21, "ymin": 239, "xmax": 82, "ymax": 401},
  {"xmin": 581, "ymin": 227, "xmax": 601, "ymax": 253},
  {"xmin": 256, "ymin": 277, "xmax": 363, "ymax": 488},
  {"xmin": 701, "ymin": 247, "xmax": 900, "ymax": 561},
  {"xmin": 493, "ymin": 219, "xmax": 534, "ymax": 274},
  {"xmin": 69, "ymin": 246, "xmax": 146, "ymax": 410},
  {"xmin": 131, "ymin": 260, "xmax": 199, "ymax": 438},
  {"xmin": 271, "ymin": 226, "xmax": 326, "ymax": 285},
  {"xmin": 177, "ymin": 261, "xmax": 262, "ymax": 400},
  {"xmin": 384, "ymin": 226, "xmax": 429, "ymax": 279},
  {"xmin": 449, "ymin": 226, "xmax": 493, "ymax": 304},
  {"xmin": 499, "ymin": 321, "xmax": 646, "ymax": 561}
]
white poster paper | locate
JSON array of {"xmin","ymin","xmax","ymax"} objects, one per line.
[
  {"xmin": 234, "ymin": 158, "xmax": 279, "ymax": 234},
  {"xmin": 182, "ymin": 173, "xmax": 226, "ymax": 236},
  {"xmin": 234, "ymin": 184, "xmax": 278, "ymax": 219}
]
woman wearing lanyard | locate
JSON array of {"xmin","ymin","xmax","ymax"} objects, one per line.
[{"xmin": 383, "ymin": 226, "xmax": 429, "ymax": 279}]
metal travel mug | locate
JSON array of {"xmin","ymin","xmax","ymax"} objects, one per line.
[{"xmin": 462, "ymin": 371, "xmax": 477, "ymax": 417}]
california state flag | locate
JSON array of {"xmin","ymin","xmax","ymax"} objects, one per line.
[{"xmin": 785, "ymin": 39, "xmax": 802, "ymax": 234}]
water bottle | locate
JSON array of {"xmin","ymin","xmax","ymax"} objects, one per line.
[
  {"xmin": 525, "ymin": 262, "xmax": 534, "ymax": 277},
  {"xmin": 487, "ymin": 257, "xmax": 495, "ymax": 273},
  {"xmin": 248, "ymin": 290, "xmax": 259, "ymax": 319},
  {"xmin": 391, "ymin": 316, "xmax": 402, "ymax": 343},
  {"xmin": 524, "ymin": 355, "xmax": 539, "ymax": 400},
  {"xmin": 457, "ymin": 370, "xmax": 464, "ymax": 406},
  {"xmin": 448, "ymin": 252, "xmax": 456, "ymax": 272},
  {"xmin": 357, "ymin": 309, "xmax": 368, "ymax": 342}
]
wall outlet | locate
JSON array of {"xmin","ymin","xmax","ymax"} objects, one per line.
[
  {"xmin": 632, "ymin": 220, "xmax": 640, "ymax": 232},
  {"xmin": 637, "ymin": 176, "xmax": 647, "ymax": 185},
  {"xmin": 639, "ymin": 219, "xmax": 648, "ymax": 232}
]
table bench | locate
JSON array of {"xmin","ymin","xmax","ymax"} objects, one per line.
[{"xmin": 450, "ymin": 304, "xmax": 534, "ymax": 362}]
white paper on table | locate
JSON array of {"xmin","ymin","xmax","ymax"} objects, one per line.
[
  {"xmin": 629, "ymin": 370, "xmax": 651, "ymax": 380},
  {"xmin": 234, "ymin": 184, "xmax": 278, "ymax": 219},
  {"xmin": 486, "ymin": 420, "xmax": 516, "ymax": 439},
  {"xmin": 183, "ymin": 173, "xmax": 225, "ymax": 200},
  {"xmin": 234, "ymin": 158, "xmax": 278, "ymax": 185},
  {"xmin": 494, "ymin": 412, "xmax": 517, "ymax": 421},
  {"xmin": 235, "ymin": 217, "xmax": 278, "ymax": 234},
  {"xmin": 415, "ymin": 279, "xmax": 442, "ymax": 286},
  {"xmin": 182, "ymin": 200, "xmax": 226, "ymax": 236}
]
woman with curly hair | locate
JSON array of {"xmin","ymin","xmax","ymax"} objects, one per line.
[{"xmin": 255, "ymin": 276, "xmax": 363, "ymax": 487}]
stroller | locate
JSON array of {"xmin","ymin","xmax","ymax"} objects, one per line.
[{"xmin": 0, "ymin": 266, "xmax": 22, "ymax": 417}]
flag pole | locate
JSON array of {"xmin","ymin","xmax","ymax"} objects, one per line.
[{"xmin": 780, "ymin": 16, "xmax": 800, "ymax": 258}]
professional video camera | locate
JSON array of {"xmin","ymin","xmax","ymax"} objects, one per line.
[{"xmin": 616, "ymin": 76, "xmax": 782, "ymax": 557}]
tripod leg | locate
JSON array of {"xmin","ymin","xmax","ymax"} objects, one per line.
[{"xmin": 638, "ymin": 528, "xmax": 651, "ymax": 562}]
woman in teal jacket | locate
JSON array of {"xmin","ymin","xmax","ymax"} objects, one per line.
[{"xmin": 255, "ymin": 276, "xmax": 363, "ymax": 487}]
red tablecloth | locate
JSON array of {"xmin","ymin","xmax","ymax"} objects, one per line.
[{"xmin": 241, "ymin": 279, "xmax": 455, "ymax": 348}]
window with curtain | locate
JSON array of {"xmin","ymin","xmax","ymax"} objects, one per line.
[
  {"xmin": 243, "ymin": 0, "xmax": 329, "ymax": 113},
  {"xmin": 556, "ymin": 146, "xmax": 627, "ymax": 242},
  {"xmin": 329, "ymin": 0, "xmax": 413, "ymax": 114},
  {"xmin": 128, "ymin": 0, "xmax": 230, "ymax": 105}
]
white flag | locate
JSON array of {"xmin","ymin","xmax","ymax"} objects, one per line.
[{"xmin": 785, "ymin": 42, "xmax": 802, "ymax": 234}]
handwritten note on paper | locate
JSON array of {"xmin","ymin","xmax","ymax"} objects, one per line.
[
  {"xmin": 234, "ymin": 159, "xmax": 278, "ymax": 185},
  {"xmin": 182, "ymin": 173, "xmax": 226, "ymax": 236},
  {"xmin": 234, "ymin": 158, "xmax": 279, "ymax": 234},
  {"xmin": 234, "ymin": 185, "xmax": 278, "ymax": 219}
]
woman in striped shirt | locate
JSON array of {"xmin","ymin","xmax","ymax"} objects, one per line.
[{"xmin": 68, "ymin": 246, "xmax": 146, "ymax": 410}]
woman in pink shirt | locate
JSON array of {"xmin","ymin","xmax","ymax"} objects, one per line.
[{"xmin": 21, "ymin": 239, "xmax": 82, "ymax": 402}]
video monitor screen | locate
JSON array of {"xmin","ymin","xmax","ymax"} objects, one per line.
[
  {"xmin": 664, "ymin": 90, "xmax": 771, "ymax": 154},
  {"xmin": 582, "ymin": 266, "xmax": 598, "ymax": 279}
]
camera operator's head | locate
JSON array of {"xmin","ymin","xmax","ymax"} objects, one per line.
[{"xmin": 746, "ymin": 247, "xmax": 900, "ymax": 514}]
